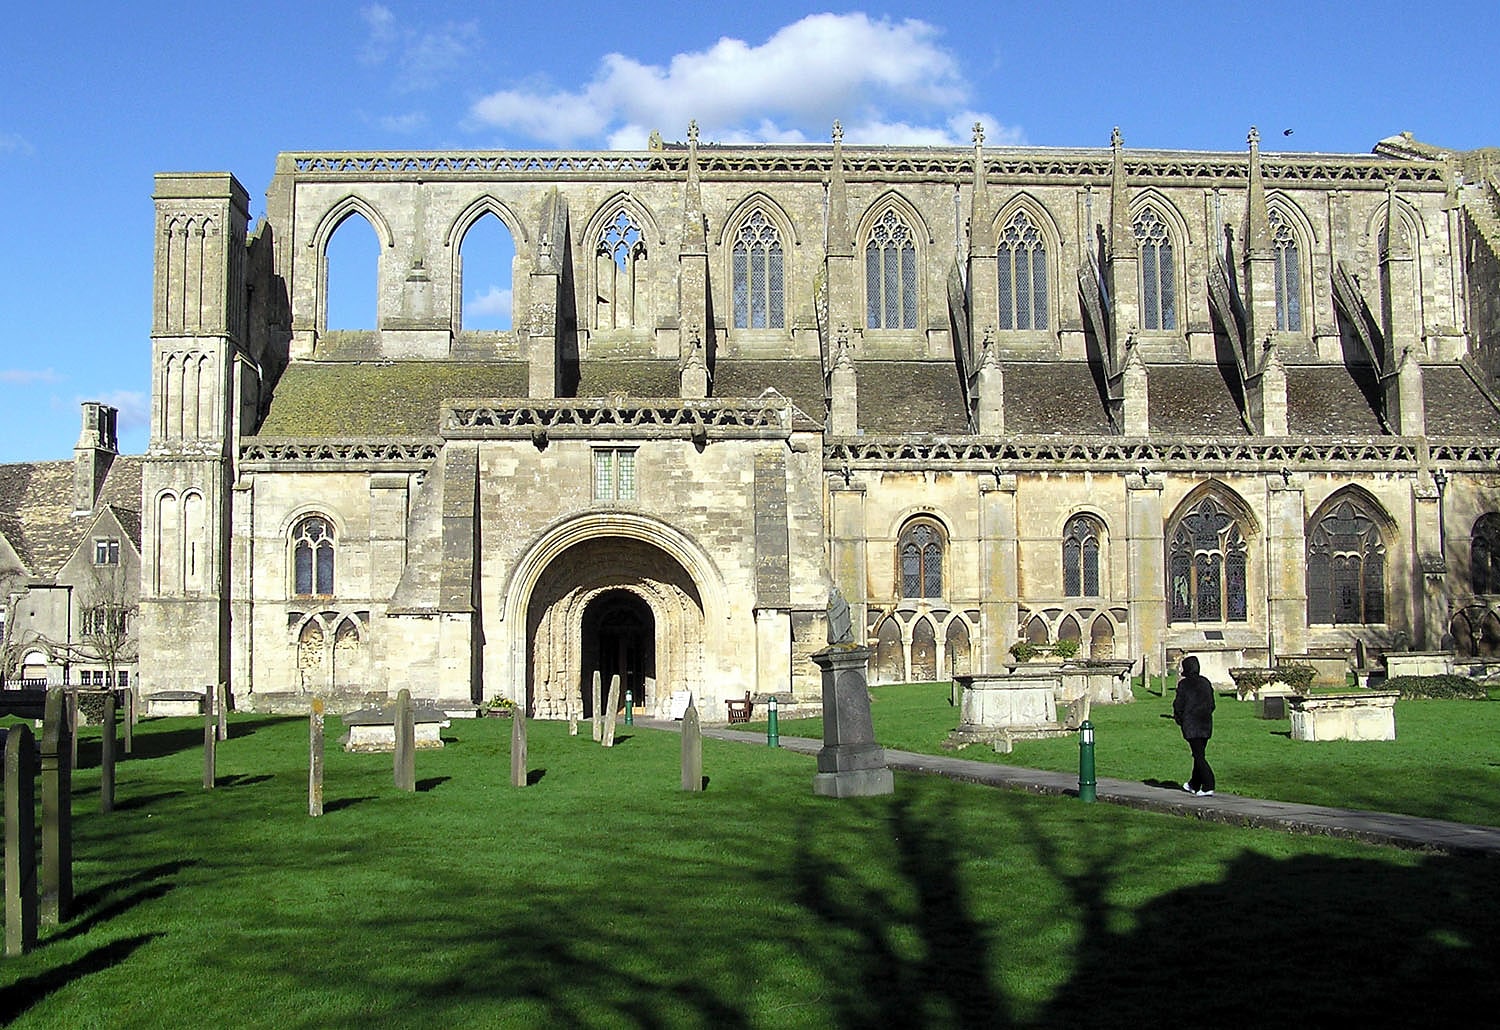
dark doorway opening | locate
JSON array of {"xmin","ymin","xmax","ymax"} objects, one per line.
[{"xmin": 580, "ymin": 590, "xmax": 655, "ymax": 716}]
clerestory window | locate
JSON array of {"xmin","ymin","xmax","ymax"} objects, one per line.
[
  {"xmin": 997, "ymin": 211, "xmax": 1048, "ymax": 330},
  {"xmin": 1134, "ymin": 208, "xmax": 1176, "ymax": 331},
  {"xmin": 1270, "ymin": 209, "xmax": 1302, "ymax": 332},
  {"xmin": 865, "ymin": 209, "xmax": 918, "ymax": 330},
  {"xmin": 732, "ymin": 210, "xmax": 785, "ymax": 329}
]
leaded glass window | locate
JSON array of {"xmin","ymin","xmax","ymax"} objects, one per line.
[
  {"xmin": 1134, "ymin": 208, "xmax": 1176, "ymax": 331},
  {"xmin": 997, "ymin": 211, "xmax": 1048, "ymax": 330},
  {"xmin": 293, "ymin": 515, "xmax": 335, "ymax": 597},
  {"xmin": 1063, "ymin": 515, "xmax": 1103, "ymax": 596},
  {"xmin": 592, "ymin": 448, "xmax": 638, "ymax": 502},
  {"xmin": 1271, "ymin": 210, "xmax": 1302, "ymax": 332},
  {"xmin": 1307, "ymin": 500, "xmax": 1386, "ymax": 624},
  {"xmin": 1168, "ymin": 497, "xmax": 1247, "ymax": 623},
  {"xmin": 899, "ymin": 522, "xmax": 943, "ymax": 598},
  {"xmin": 866, "ymin": 209, "xmax": 918, "ymax": 329},
  {"xmin": 1473, "ymin": 514, "xmax": 1500, "ymax": 594},
  {"xmin": 732, "ymin": 210, "xmax": 785, "ymax": 329}
]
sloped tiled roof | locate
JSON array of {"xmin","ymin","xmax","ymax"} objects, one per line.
[
  {"xmin": 712, "ymin": 360, "xmax": 825, "ymax": 422},
  {"xmin": 856, "ymin": 361, "xmax": 970, "ymax": 434},
  {"xmin": 1001, "ymin": 361, "xmax": 1115, "ymax": 435},
  {"xmin": 1148, "ymin": 365, "xmax": 1249, "ymax": 436},
  {"xmin": 1286, "ymin": 365, "xmax": 1386, "ymax": 435},
  {"xmin": 574, "ymin": 360, "xmax": 680, "ymax": 398},
  {"xmin": 0, "ymin": 454, "xmax": 142, "ymax": 580},
  {"xmin": 1422, "ymin": 365, "xmax": 1500, "ymax": 436},
  {"xmin": 255, "ymin": 361, "xmax": 529, "ymax": 437}
]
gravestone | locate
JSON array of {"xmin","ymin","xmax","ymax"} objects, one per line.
[
  {"xmin": 810, "ymin": 640, "xmax": 893, "ymax": 798},
  {"xmin": 309, "ymin": 699, "xmax": 324, "ymax": 817},
  {"xmin": 681, "ymin": 699, "xmax": 703, "ymax": 792},
  {"xmin": 100, "ymin": 688, "xmax": 117, "ymax": 813},
  {"xmin": 123, "ymin": 686, "xmax": 135, "ymax": 755},
  {"xmin": 510, "ymin": 707, "xmax": 528, "ymax": 787},
  {"xmin": 591, "ymin": 672, "xmax": 603, "ymax": 742},
  {"xmin": 67, "ymin": 690, "xmax": 79, "ymax": 769},
  {"xmin": 216, "ymin": 682, "xmax": 228, "ymax": 741},
  {"xmin": 568, "ymin": 717, "xmax": 578, "ymax": 736},
  {"xmin": 202, "ymin": 683, "xmax": 216, "ymax": 790},
  {"xmin": 40, "ymin": 689, "xmax": 72, "ymax": 926},
  {"xmin": 602, "ymin": 675, "xmax": 621, "ymax": 747},
  {"xmin": 5, "ymin": 724, "xmax": 38, "ymax": 955},
  {"xmin": 394, "ymin": 688, "xmax": 416, "ymax": 792}
]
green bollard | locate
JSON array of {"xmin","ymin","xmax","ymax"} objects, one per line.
[
  {"xmin": 767, "ymin": 695, "xmax": 779, "ymax": 748},
  {"xmin": 625, "ymin": 690, "xmax": 634, "ymax": 726},
  {"xmin": 1078, "ymin": 720, "xmax": 1096, "ymax": 802}
]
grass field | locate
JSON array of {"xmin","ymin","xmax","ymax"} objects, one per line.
[{"xmin": 1, "ymin": 710, "xmax": 1498, "ymax": 1027}]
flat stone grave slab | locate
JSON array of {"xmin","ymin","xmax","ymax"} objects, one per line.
[{"xmin": 342, "ymin": 704, "xmax": 451, "ymax": 752}]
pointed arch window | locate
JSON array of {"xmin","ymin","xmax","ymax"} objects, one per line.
[
  {"xmin": 292, "ymin": 515, "xmax": 335, "ymax": 597},
  {"xmin": 597, "ymin": 209, "xmax": 646, "ymax": 329},
  {"xmin": 732, "ymin": 210, "xmax": 785, "ymax": 329},
  {"xmin": 1168, "ymin": 496, "xmax": 1247, "ymax": 623},
  {"xmin": 997, "ymin": 211, "xmax": 1048, "ymax": 330},
  {"xmin": 1472, "ymin": 514, "xmax": 1500, "ymax": 594},
  {"xmin": 866, "ymin": 209, "xmax": 918, "ymax": 329},
  {"xmin": 1307, "ymin": 499, "xmax": 1385, "ymax": 624},
  {"xmin": 1134, "ymin": 207, "xmax": 1176, "ymax": 331},
  {"xmin": 899, "ymin": 521, "xmax": 944, "ymax": 599},
  {"xmin": 1270, "ymin": 209, "xmax": 1302, "ymax": 332},
  {"xmin": 1063, "ymin": 515, "xmax": 1103, "ymax": 597}
]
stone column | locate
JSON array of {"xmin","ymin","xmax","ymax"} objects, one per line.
[
  {"xmin": 1413, "ymin": 475, "xmax": 1446, "ymax": 648},
  {"xmin": 1266, "ymin": 474, "xmax": 1308, "ymax": 659},
  {"xmin": 829, "ymin": 484, "xmax": 868, "ymax": 645},
  {"xmin": 394, "ymin": 689, "xmax": 415, "ymax": 792},
  {"xmin": 40, "ymin": 688, "xmax": 72, "ymax": 926},
  {"xmin": 5, "ymin": 724, "xmax": 38, "ymax": 955},
  {"xmin": 1126, "ymin": 472, "xmax": 1167, "ymax": 668},
  {"xmin": 810, "ymin": 645, "xmax": 893, "ymax": 797},
  {"xmin": 979, "ymin": 475, "xmax": 1019, "ymax": 671}
]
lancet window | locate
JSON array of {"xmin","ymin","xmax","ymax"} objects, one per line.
[
  {"xmin": 899, "ymin": 520, "xmax": 944, "ymax": 599},
  {"xmin": 1270, "ymin": 209, "xmax": 1302, "ymax": 332},
  {"xmin": 1135, "ymin": 208, "xmax": 1176, "ymax": 331},
  {"xmin": 1063, "ymin": 515, "xmax": 1103, "ymax": 597},
  {"xmin": 997, "ymin": 211, "xmax": 1048, "ymax": 330},
  {"xmin": 597, "ymin": 210, "xmax": 645, "ymax": 329},
  {"xmin": 732, "ymin": 210, "xmax": 785, "ymax": 329},
  {"xmin": 865, "ymin": 209, "xmax": 918, "ymax": 329},
  {"xmin": 1168, "ymin": 496, "xmax": 1247, "ymax": 623},
  {"xmin": 1307, "ymin": 499, "xmax": 1385, "ymax": 624}
]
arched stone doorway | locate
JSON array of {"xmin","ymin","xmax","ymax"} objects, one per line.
[{"xmin": 524, "ymin": 536, "xmax": 704, "ymax": 718}]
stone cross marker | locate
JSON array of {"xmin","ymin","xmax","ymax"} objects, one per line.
[
  {"xmin": 100, "ymin": 688, "xmax": 117, "ymax": 814},
  {"xmin": 5, "ymin": 723, "xmax": 38, "ymax": 956},
  {"xmin": 510, "ymin": 707, "xmax": 528, "ymax": 787},
  {"xmin": 202, "ymin": 684, "xmax": 217, "ymax": 790},
  {"xmin": 40, "ymin": 689, "xmax": 72, "ymax": 926},
  {"xmin": 681, "ymin": 699, "xmax": 703, "ymax": 792},
  {"xmin": 602, "ymin": 675, "xmax": 622, "ymax": 747},
  {"xmin": 394, "ymin": 689, "xmax": 416, "ymax": 792},
  {"xmin": 591, "ymin": 671, "xmax": 603, "ymax": 742},
  {"xmin": 309, "ymin": 699, "xmax": 324, "ymax": 818},
  {"xmin": 216, "ymin": 682, "xmax": 229, "ymax": 742}
]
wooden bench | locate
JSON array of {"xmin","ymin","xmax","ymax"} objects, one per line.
[{"xmin": 725, "ymin": 692, "xmax": 753, "ymax": 724}]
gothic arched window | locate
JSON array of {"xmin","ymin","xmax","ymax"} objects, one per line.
[
  {"xmin": 1063, "ymin": 515, "xmax": 1103, "ymax": 597},
  {"xmin": 899, "ymin": 521, "xmax": 944, "ymax": 599},
  {"xmin": 597, "ymin": 209, "xmax": 646, "ymax": 329},
  {"xmin": 1472, "ymin": 514, "xmax": 1500, "ymax": 594},
  {"xmin": 1307, "ymin": 499, "xmax": 1385, "ymax": 624},
  {"xmin": 292, "ymin": 515, "xmax": 335, "ymax": 597},
  {"xmin": 865, "ymin": 209, "xmax": 918, "ymax": 329},
  {"xmin": 1270, "ymin": 209, "xmax": 1302, "ymax": 332},
  {"xmin": 1134, "ymin": 207, "xmax": 1176, "ymax": 331},
  {"xmin": 732, "ymin": 210, "xmax": 785, "ymax": 329},
  {"xmin": 997, "ymin": 211, "xmax": 1048, "ymax": 330},
  {"xmin": 1168, "ymin": 496, "xmax": 1247, "ymax": 623}
]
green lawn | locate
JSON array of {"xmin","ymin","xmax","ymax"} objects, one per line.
[
  {"xmin": 2, "ymin": 713, "xmax": 1498, "ymax": 1027},
  {"xmin": 760, "ymin": 680, "xmax": 1500, "ymax": 827}
]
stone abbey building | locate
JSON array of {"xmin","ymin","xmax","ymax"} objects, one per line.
[{"xmin": 135, "ymin": 126, "xmax": 1500, "ymax": 716}]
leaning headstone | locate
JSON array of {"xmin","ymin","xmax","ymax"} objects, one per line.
[
  {"xmin": 5, "ymin": 724, "xmax": 39, "ymax": 956},
  {"xmin": 203, "ymin": 683, "xmax": 217, "ymax": 790},
  {"xmin": 810, "ymin": 595, "xmax": 893, "ymax": 798},
  {"xmin": 100, "ymin": 688, "xmax": 117, "ymax": 813},
  {"xmin": 602, "ymin": 675, "xmax": 621, "ymax": 747},
  {"xmin": 591, "ymin": 672, "xmax": 603, "ymax": 742},
  {"xmin": 681, "ymin": 699, "xmax": 703, "ymax": 792},
  {"xmin": 216, "ymin": 682, "xmax": 228, "ymax": 742},
  {"xmin": 394, "ymin": 689, "xmax": 416, "ymax": 792},
  {"xmin": 309, "ymin": 699, "xmax": 324, "ymax": 818},
  {"xmin": 510, "ymin": 707, "xmax": 528, "ymax": 787},
  {"xmin": 40, "ymin": 689, "xmax": 72, "ymax": 926},
  {"xmin": 123, "ymin": 686, "xmax": 135, "ymax": 755}
]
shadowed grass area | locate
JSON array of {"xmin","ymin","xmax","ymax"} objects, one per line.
[
  {"xmin": 2, "ymin": 713, "xmax": 1498, "ymax": 1027},
  {"xmin": 760, "ymin": 681, "xmax": 1500, "ymax": 826}
]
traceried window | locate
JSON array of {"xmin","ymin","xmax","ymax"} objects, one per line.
[
  {"xmin": 997, "ymin": 211, "xmax": 1048, "ymax": 330},
  {"xmin": 1063, "ymin": 515, "xmax": 1103, "ymax": 597},
  {"xmin": 1307, "ymin": 499, "xmax": 1385, "ymax": 625},
  {"xmin": 865, "ymin": 209, "xmax": 918, "ymax": 329},
  {"xmin": 593, "ymin": 449, "xmax": 637, "ymax": 502},
  {"xmin": 293, "ymin": 515, "xmax": 335, "ymax": 597},
  {"xmin": 1472, "ymin": 514, "xmax": 1500, "ymax": 594},
  {"xmin": 94, "ymin": 538, "xmax": 120, "ymax": 565},
  {"xmin": 1134, "ymin": 207, "xmax": 1176, "ymax": 331},
  {"xmin": 596, "ymin": 209, "xmax": 646, "ymax": 329},
  {"xmin": 1270, "ymin": 209, "xmax": 1302, "ymax": 332},
  {"xmin": 899, "ymin": 521, "xmax": 944, "ymax": 599},
  {"xmin": 732, "ymin": 210, "xmax": 785, "ymax": 329},
  {"xmin": 1168, "ymin": 496, "xmax": 1247, "ymax": 623}
]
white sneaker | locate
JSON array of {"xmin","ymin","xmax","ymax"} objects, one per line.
[
  {"xmin": 1182, "ymin": 782, "xmax": 1195, "ymax": 794},
  {"xmin": 1196, "ymin": 789, "xmax": 1215, "ymax": 797}
]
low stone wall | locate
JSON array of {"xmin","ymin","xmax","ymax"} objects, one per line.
[{"xmin": 1288, "ymin": 691, "xmax": 1399, "ymax": 742}]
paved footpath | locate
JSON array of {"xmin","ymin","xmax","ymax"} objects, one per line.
[{"xmin": 638, "ymin": 719, "xmax": 1500, "ymax": 858}]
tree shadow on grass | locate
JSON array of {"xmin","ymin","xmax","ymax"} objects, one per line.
[
  {"xmin": 71, "ymin": 860, "xmax": 193, "ymax": 916},
  {"xmin": 215, "ymin": 773, "xmax": 273, "ymax": 789},
  {"xmin": 113, "ymin": 790, "xmax": 185, "ymax": 811},
  {"xmin": 324, "ymin": 795, "xmax": 376, "ymax": 813},
  {"xmin": 48, "ymin": 883, "xmax": 175, "ymax": 945},
  {"xmin": 0, "ymin": 934, "xmax": 160, "ymax": 1024}
]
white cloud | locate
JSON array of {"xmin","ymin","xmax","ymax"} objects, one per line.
[
  {"xmin": 88, "ymin": 391, "xmax": 150, "ymax": 436},
  {"xmin": 360, "ymin": 4, "xmax": 481, "ymax": 93},
  {"xmin": 469, "ymin": 13, "xmax": 1021, "ymax": 148},
  {"xmin": 0, "ymin": 368, "xmax": 59, "ymax": 384},
  {"xmin": 467, "ymin": 285, "xmax": 512, "ymax": 318},
  {"xmin": 0, "ymin": 132, "xmax": 35, "ymax": 157},
  {"xmin": 376, "ymin": 111, "xmax": 429, "ymax": 134}
]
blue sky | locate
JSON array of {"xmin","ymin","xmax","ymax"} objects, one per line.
[{"xmin": 1, "ymin": 1, "xmax": 1495, "ymax": 462}]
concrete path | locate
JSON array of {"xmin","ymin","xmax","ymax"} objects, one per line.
[{"xmin": 637, "ymin": 719, "xmax": 1500, "ymax": 858}]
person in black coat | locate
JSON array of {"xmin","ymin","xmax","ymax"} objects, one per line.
[{"xmin": 1172, "ymin": 655, "xmax": 1216, "ymax": 796}]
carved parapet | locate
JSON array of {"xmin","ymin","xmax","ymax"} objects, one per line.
[
  {"xmin": 441, "ymin": 397, "xmax": 816, "ymax": 440},
  {"xmin": 238, "ymin": 438, "xmax": 442, "ymax": 469}
]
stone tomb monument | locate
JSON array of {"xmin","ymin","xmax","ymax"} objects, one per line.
[
  {"xmin": 810, "ymin": 589, "xmax": 893, "ymax": 798},
  {"xmin": 342, "ymin": 701, "xmax": 451, "ymax": 752}
]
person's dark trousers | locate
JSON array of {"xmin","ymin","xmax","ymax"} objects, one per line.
[{"xmin": 1187, "ymin": 737, "xmax": 1215, "ymax": 792}]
